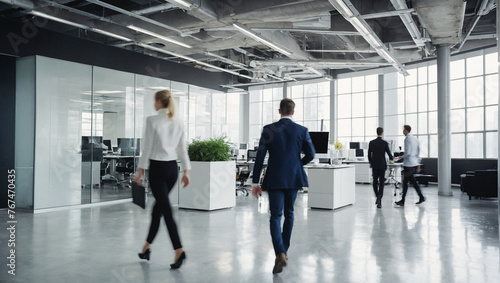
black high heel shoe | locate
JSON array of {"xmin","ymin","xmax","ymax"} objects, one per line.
[
  {"xmin": 138, "ymin": 249, "xmax": 151, "ymax": 261},
  {"xmin": 170, "ymin": 252, "xmax": 186, "ymax": 269}
]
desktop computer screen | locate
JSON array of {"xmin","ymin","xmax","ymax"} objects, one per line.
[
  {"xmin": 309, "ymin": 132, "xmax": 329, "ymax": 154},
  {"xmin": 349, "ymin": 142, "xmax": 360, "ymax": 149},
  {"xmin": 247, "ymin": 149, "xmax": 258, "ymax": 161},
  {"xmin": 103, "ymin": 140, "xmax": 112, "ymax": 151},
  {"xmin": 355, "ymin": 148, "xmax": 364, "ymax": 157}
]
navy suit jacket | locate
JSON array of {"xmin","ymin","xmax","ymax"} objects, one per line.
[
  {"xmin": 368, "ymin": 137, "xmax": 394, "ymax": 170},
  {"xmin": 252, "ymin": 118, "xmax": 315, "ymax": 190}
]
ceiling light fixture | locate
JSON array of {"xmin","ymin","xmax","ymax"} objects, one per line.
[
  {"xmin": 90, "ymin": 28, "xmax": 132, "ymax": 42},
  {"xmin": 169, "ymin": 0, "xmax": 192, "ymax": 8},
  {"xmin": 328, "ymin": 0, "xmax": 354, "ymax": 17},
  {"xmin": 232, "ymin": 22, "xmax": 292, "ymax": 56},
  {"xmin": 138, "ymin": 43, "xmax": 253, "ymax": 80},
  {"xmin": 31, "ymin": 11, "xmax": 132, "ymax": 42},
  {"xmin": 128, "ymin": 25, "xmax": 192, "ymax": 48},
  {"xmin": 30, "ymin": 11, "xmax": 89, "ymax": 30}
]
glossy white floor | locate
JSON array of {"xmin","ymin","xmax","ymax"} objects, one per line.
[{"xmin": 1, "ymin": 184, "xmax": 499, "ymax": 283}]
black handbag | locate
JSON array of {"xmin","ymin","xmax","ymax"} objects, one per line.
[{"xmin": 132, "ymin": 182, "xmax": 146, "ymax": 209}]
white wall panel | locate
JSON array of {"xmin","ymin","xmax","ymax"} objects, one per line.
[{"xmin": 34, "ymin": 56, "xmax": 91, "ymax": 209}]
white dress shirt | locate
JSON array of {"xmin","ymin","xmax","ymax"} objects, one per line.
[
  {"xmin": 137, "ymin": 108, "xmax": 191, "ymax": 171},
  {"xmin": 403, "ymin": 133, "xmax": 420, "ymax": 167}
]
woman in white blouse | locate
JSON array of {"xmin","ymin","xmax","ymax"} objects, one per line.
[{"xmin": 134, "ymin": 90, "xmax": 191, "ymax": 269}]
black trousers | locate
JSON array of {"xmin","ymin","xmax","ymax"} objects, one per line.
[
  {"xmin": 401, "ymin": 166, "xmax": 424, "ymax": 202},
  {"xmin": 372, "ymin": 168, "xmax": 386, "ymax": 198},
  {"xmin": 146, "ymin": 160, "xmax": 182, "ymax": 250}
]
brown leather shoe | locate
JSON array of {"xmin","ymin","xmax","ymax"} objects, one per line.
[{"xmin": 272, "ymin": 253, "xmax": 287, "ymax": 274}]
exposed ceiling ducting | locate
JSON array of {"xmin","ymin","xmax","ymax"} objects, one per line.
[{"xmin": 0, "ymin": 0, "xmax": 496, "ymax": 88}]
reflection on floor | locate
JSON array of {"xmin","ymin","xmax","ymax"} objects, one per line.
[
  {"xmin": 81, "ymin": 181, "xmax": 133, "ymax": 204},
  {"xmin": 3, "ymin": 184, "xmax": 499, "ymax": 283}
]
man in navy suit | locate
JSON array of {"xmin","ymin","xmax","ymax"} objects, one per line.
[
  {"xmin": 367, "ymin": 127, "xmax": 394, "ymax": 208},
  {"xmin": 252, "ymin": 98, "xmax": 315, "ymax": 274}
]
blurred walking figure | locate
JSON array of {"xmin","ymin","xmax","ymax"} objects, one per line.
[
  {"xmin": 134, "ymin": 90, "xmax": 191, "ymax": 269},
  {"xmin": 395, "ymin": 125, "xmax": 425, "ymax": 207}
]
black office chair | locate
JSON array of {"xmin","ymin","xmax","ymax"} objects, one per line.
[
  {"xmin": 236, "ymin": 169, "xmax": 251, "ymax": 196},
  {"xmin": 115, "ymin": 158, "xmax": 134, "ymax": 189}
]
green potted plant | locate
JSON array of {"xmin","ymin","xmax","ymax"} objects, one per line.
[
  {"xmin": 187, "ymin": 137, "xmax": 231, "ymax": 162},
  {"xmin": 180, "ymin": 136, "xmax": 236, "ymax": 211}
]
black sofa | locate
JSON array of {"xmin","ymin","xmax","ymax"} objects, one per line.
[{"xmin": 461, "ymin": 169, "xmax": 498, "ymax": 200}]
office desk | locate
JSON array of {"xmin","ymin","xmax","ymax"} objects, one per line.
[
  {"xmin": 342, "ymin": 160, "xmax": 371, "ymax": 183},
  {"xmin": 306, "ymin": 164, "xmax": 355, "ymax": 210}
]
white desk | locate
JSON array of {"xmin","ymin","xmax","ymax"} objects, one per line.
[
  {"xmin": 306, "ymin": 164, "xmax": 355, "ymax": 210},
  {"xmin": 343, "ymin": 160, "xmax": 371, "ymax": 183}
]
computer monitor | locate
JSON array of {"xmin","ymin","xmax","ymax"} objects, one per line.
[
  {"xmin": 239, "ymin": 143, "xmax": 248, "ymax": 150},
  {"xmin": 349, "ymin": 142, "xmax": 360, "ymax": 149},
  {"xmin": 309, "ymin": 132, "xmax": 329, "ymax": 154},
  {"xmin": 81, "ymin": 136, "xmax": 103, "ymax": 161},
  {"xmin": 103, "ymin": 139, "xmax": 112, "ymax": 151},
  {"xmin": 355, "ymin": 148, "xmax": 364, "ymax": 157},
  {"xmin": 247, "ymin": 149, "xmax": 258, "ymax": 161}
]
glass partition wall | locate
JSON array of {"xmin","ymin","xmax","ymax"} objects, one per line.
[{"xmin": 15, "ymin": 56, "xmax": 239, "ymax": 210}]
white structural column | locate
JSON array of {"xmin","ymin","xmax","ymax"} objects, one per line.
[
  {"xmin": 330, "ymin": 78, "xmax": 337, "ymax": 139},
  {"xmin": 497, "ymin": 7, "xmax": 500, "ymax": 220},
  {"xmin": 241, "ymin": 92, "xmax": 249, "ymax": 145},
  {"xmin": 378, "ymin": 74, "xmax": 384, "ymax": 128},
  {"xmin": 437, "ymin": 45, "xmax": 452, "ymax": 196}
]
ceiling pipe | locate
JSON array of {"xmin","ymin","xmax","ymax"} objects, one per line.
[
  {"xmin": 361, "ymin": 8, "xmax": 415, "ymax": 20},
  {"xmin": 221, "ymin": 79, "xmax": 296, "ymax": 89},
  {"xmin": 306, "ymin": 49, "xmax": 377, "ymax": 53},
  {"xmin": 454, "ymin": 0, "xmax": 496, "ymax": 52},
  {"xmin": 166, "ymin": 0, "xmax": 218, "ymax": 21},
  {"xmin": 138, "ymin": 42, "xmax": 256, "ymax": 80},
  {"xmin": 132, "ymin": 3, "xmax": 175, "ymax": 15},
  {"xmin": 0, "ymin": 0, "xmax": 32, "ymax": 9},
  {"xmin": 328, "ymin": 0, "xmax": 408, "ymax": 75},
  {"xmin": 40, "ymin": 0, "xmax": 117, "ymax": 26},
  {"xmin": 204, "ymin": 51, "xmax": 250, "ymax": 70},
  {"xmin": 86, "ymin": 0, "xmax": 201, "ymax": 41},
  {"xmin": 233, "ymin": 22, "xmax": 292, "ymax": 56},
  {"xmin": 389, "ymin": 0, "xmax": 431, "ymax": 56},
  {"xmin": 254, "ymin": 59, "xmax": 390, "ymax": 68},
  {"xmin": 204, "ymin": 27, "xmax": 359, "ymax": 36}
]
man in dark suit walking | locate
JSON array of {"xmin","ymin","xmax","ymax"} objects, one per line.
[
  {"xmin": 368, "ymin": 127, "xmax": 394, "ymax": 208},
  {"xmin": 252, "ymin": 98, "xmax": 315, "ymax": 274}
]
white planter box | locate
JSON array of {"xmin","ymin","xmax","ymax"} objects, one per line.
[{"xmin": 179, "ymin": 160, "xmax": 236, "ymax": 211}]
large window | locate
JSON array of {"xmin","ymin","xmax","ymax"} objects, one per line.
[
  {"xmin": 249, "ymin": 85, "xmax": 283, "ymax": 147},
  {"xmin": 337, "ymin": 74, "xmax": 379, "ymax": 145},
  {"xmin": 449, "ymin": 50, "xmax": 498, "ymax": 158},
  {"xmin": 384, "ymin": 64, "xmax": 438, "ymax": 157},
  {"xmin": 187, "ymin": 85, "xmax": 240, "ymax": 143},
  {"xmin": 382, "ymin": 48, "xmax": 498, "ymax": 159},
  {"xmin": 289, "ymin": 81, "xmax": 331, "ymax": 132},
  {"xmin": 249, "ymin": 81, "xmax": 330, "ymax": 147}
]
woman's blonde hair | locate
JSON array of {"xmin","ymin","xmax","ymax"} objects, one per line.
[{"xmin": 155, "ymin": 90, "xmax": 176, "ymax": 119}]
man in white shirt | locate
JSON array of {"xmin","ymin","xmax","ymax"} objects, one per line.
[{"xmin": 395, "ymin": 125, "xmax": 425, "ymax": 206}]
